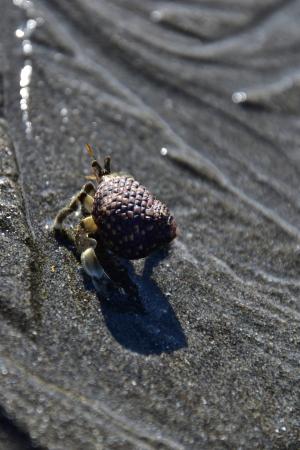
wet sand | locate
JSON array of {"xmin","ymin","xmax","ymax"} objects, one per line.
[{"xmin": 0, "ymin": 0, "xmax": 300, "ymax": 449}]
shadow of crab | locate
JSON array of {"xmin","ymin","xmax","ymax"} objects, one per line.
[
  {"xmin": 55, "ymin": 229, "xmax": 187, "ymax": 355},
  {"xmin": 86, "ymin": 247, "xmax": 187, "ymax": 355}
]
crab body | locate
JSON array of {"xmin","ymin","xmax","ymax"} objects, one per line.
[
  {"xmin": 53, "ymin": 149, "xmax": 177, "ymax": 285},
  {"xmin": 92, "ymin": 173, "xmax": 177, "ymax": 259}
]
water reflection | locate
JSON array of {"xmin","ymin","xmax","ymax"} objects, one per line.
[{"xmin": 13, "ymin": 0, "xmax": 44, "ymax": 138}]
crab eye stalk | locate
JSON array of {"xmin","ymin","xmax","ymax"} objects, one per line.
[
  {"xmin": 86, "ymin": 144, "xmax": 111, "ymax": 182},
  {"xmin": 91, "ymin": 160, "xmax": 104, "ymax": 183},
  {"xmin": 104, "ymin": 156, "xmax": 111, "ymax": 175}
]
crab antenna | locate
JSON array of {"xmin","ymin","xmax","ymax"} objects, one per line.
[
  {"xmin": 85, "ymin": 143, "xmax": 95, "ymax": 159},
  {"xmin": 85, "ymin": 144, "xmax": 103, "ymax": 183}
]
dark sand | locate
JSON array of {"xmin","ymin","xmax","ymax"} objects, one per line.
[{"xmin": 0, "ymin": 0, "xmax": 300, "ymax": 448}]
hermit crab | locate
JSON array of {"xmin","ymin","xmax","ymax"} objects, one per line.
[{"xmin": 53, "ymin": 145, "xmax": 177, "ymax": 285}]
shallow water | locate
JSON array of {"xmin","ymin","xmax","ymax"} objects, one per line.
[{"xmin": 1, "ymin": 0, "xmax": 300, "ymax": 448}]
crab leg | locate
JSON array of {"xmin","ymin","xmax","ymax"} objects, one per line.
[
  {"xmin": 53, "ymin": 182, "xmax": 95, "ymax": 231},
  {"xmin": 75, "ymin": 219, "xmax": 104, "ymax": 282},
  {"xmin": 81, "ymin": 247, "xmax": 104, "ymax": 282}
]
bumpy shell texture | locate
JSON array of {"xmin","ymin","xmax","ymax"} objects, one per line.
[{"xmin": 92, "ymin": 174, "xmax": 177, "ymax": 259}]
